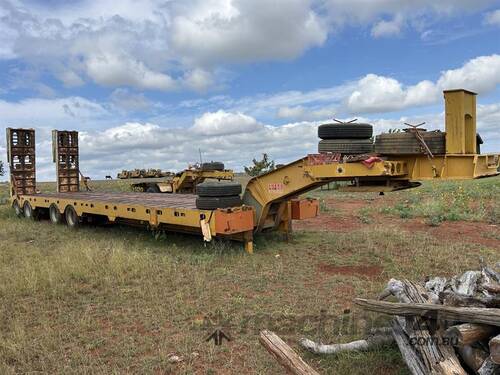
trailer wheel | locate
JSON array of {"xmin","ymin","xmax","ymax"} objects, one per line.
[
  {"xmin": 318, "ymin": 123, "xmax": 373, "ymax": 139},
  {"xmin": 65, "ymin": 205, "xmax": 80, "ymax": 229},
  {"xmin": 196, "ymin": 196, "xmax": 242, "ymax": 210},
  {"xmin": 23, "ymin": 201, "xmax": 40, "ymax": 220},
  {"xmin": 318, "ymin": 139, "xmax": 373, "ymax": 154},
  {"xmin": 201, "ymin": 161, "xmax": 225, "ymax": 171},
  {"xmin": 12, "ymin": 200, "xmax": 24, "ymax": 218},
  {"xmin": 49, "ymin": 204, "xmax": 63, "ymax": 224},
  {"xmin": 146, "ymin": 185, "xmax": 161, "ymax": 193},
  {"xmin": 196, "ymin": 182, "xmax": 242, "ymax": 197}
]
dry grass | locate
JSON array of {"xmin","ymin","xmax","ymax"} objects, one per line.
[{"xmin": 0, "ymin": 177, "xmax": 498, "ymax": 374}]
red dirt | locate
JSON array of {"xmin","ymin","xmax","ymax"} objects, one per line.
[
  {"xmin": 295, "ymin": 198, "xmax": 500, "ymax": 249},
  {"xmin": 401, "ymin": 220, "xmax": 499, "ymax": 248},
  {"xmin": 294, "ymin": 214, "xmax": 362, "ymax": 232},
  {"xmin": 317, "ymin": 264, "xmax": 383, "ymax": 279}
]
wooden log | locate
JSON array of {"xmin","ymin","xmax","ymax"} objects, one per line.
[
  {"xmin": 482, "ymin": 267, "xmax": 500, "ymax": 283},
  {"xmin": 378, "ymin": 279, "xmax": 466, "ymax": 375},
  {"xmin": 300, "ymin": 334, "xmax": 393, "ymax": 355},
  {"xmin": 444, "ymin": 323, "xmax": 497, "ymax": 346},
  {"xmin": 355, "ymin": 299, "xmax": 500, "ymax": 327},
  {"xmin": 259, "ymin": 330, "xmax": 319, "ymax": 375},
  {"xmin": 481, "ymin": 283, "xmax": 500, "ymax": 294},
  {"xmin": 452, "ymin": 271, "xmax": 480, "ymax": 296},
  {"xmin": 490, "ymin": 334, "xmax": 500, "ymax": 365},
  {"xmin": 440, "ymin": 291, "xmax": 500, "ymax": 308},
  {"xmin": 478, "ymin": 357, "xmax": 500, "ymax": 375},
  {"xmin": 391, "ymin": 318, "xmax": 427, "ymax": 375},
  {"xmin": 456, "ymin": 345, "xmax": 489, "ymax": 374}
]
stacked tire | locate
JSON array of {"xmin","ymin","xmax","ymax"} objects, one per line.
[
  {"xmin": 374, "ymin": 131, "xmax": 446, "ymax": 155},
  {"xmin": 318, "ymin": 122, "xmax": 373, "ymax": 154},
  {"xmin": 195, "ymin": 181, "xmax": 242, "ymax": 210},
  {"xmin": 201, "ymin": 161, "xmax": 225, "ymax": 171}
]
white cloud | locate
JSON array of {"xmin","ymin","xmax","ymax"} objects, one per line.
[
  {"xmin": 371, "ymin": 15, "xmax": 404, "ymax": 38},
  {"xmin": 192, "ymin": 110, "xmax": 263, "ymax": 136},
  {"xmin": 437, "ymin": 54, "xmax": 500, "ymax": 93},
  {"xmin": 170, "ymin": 0, "xmax": 327, "ymax": 64},
  {"xmin": 324, "ymin": 0, "xmax": 496, "ymax": 26},
  {"xmin": 347, "ymin": 54, "xmax": 500, "ymax": 113},
  {"xmin": 0, "ymin": 0, "xmax": 497, "ymax": 94},
  {"xmin": 183, "ymin": 68, "xmax": 214, "ymax": 92},
  {"xmin": 0, "ymin": 96, "xmax": 109, "ymax": 126},
  {"xmin": 85, "ymin": 52, "xmax": 176, "ymax": 91},
  {"xmin": 347, "ymin": 75, "xmax": 439, "ymax": 113},
  {"xmin": 484, "ymin": 9, "xmax": 500, "ymax": 26},
  {"xmin": 0, "ymin": 0, "xmax": 327, "ymax": 92},
  {"xmin": 110, "ymin": 89, "xmax": 152, "ymax": 112}
]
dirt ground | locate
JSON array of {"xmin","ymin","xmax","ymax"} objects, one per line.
[{"xmin": 295, "ymin": 196, "xmax": 500, "ymax": 249}]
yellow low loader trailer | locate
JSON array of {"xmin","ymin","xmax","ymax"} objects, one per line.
[
  {"xmin": 7, "ymin": 90, "xmax": 500, "ymax": 253},
  {"xmin": 129, "ymin": 169, "xmax": 234, "ymax": 194}
]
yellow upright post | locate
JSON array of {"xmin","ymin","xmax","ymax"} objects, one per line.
[{"xmin": 444, "ymin": 89, "xmax": 477, "ymax": 154}]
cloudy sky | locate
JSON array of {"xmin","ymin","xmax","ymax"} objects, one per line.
[{"xmin": 1, "ymin": 0, "xmax": 500, "ymax": 181}]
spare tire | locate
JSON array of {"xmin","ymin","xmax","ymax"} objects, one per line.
[
  {"xmin": 318, "ymin": 139, "xmax": 373, "ymax": 154},
  {"xmin": 196, "ymin": 196, "xmax": 242, "ymax": 210},
  {"xmin": 196, "ymin": 182, "xmax": 242, "ymax": 197},
  {"xmin": 374, "ymin": 132, "xmax": 445, "ymax": 155},
  {"xmin": 146, "ymin": 185, "xmax": 161, "ymax": 193},
  {"xmin": 318, "ymin": 123, "xmax": 373, "ymax": 139},
  {"xmin": 201, "ymin": 162, "xmax": 224, "ymax": 171}
]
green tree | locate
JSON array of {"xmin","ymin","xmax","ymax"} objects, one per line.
[
  {"xmin": 244, "ymin": 153, "xmax": 275, "ymax": 176},
  {"xmin": 0, "ymin": 161, "xmax": 4, "ymax": 176}
]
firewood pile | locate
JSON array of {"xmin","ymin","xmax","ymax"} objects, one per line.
[{"xmin": 300, "ymin": 261, "xmax": 500, "ymax": 375}]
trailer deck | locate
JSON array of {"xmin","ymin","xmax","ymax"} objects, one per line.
[{"xmin": 16, "ymin": 191, "xmax": 256, "ymax": 251}]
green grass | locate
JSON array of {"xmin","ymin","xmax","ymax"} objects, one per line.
[
  {"xmin": 379, "ymin": 176, "xmax": 500, "ymax": 224},
  {"xmin": 0, "ymin": 177, "xmax": 498, "ymax": 374}
]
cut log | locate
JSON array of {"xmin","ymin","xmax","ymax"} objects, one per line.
[
  {"xmin": 482, "ymin": 267, "xmax": 500, "ymax": 283},
  {"xmin": 391, "ymin": 318, "xmax": 427, "ymax": 375},
  {"xmin": 477, "ymin": 357, "xmax": 500, "ymax": 375},
  {"xmin": 259, "ymin": 330, "xmax": 319, "ymax": 375},
  {"xmin": 444, "ymin": 323, "xmax": 497, "ymax": 346},
  {"xmin": 456, "ymin": 345, "xmax": 489, "ymax": 374},
  {"xmin": 440, "ymin": 291, "xmax": 500, "ymax": 308},
  {"xmin": 355, "ymin": 299, "xmax": 500, "ymax": 327},
  {"xmin": 452, "ymin": 271, "xmax": 480, "ymax": 296},
  {"xmin": 377, "ymin": 279, "xmax": 466, "ymax": 375},
  {"xmin": 481, "ymin": 283, "xmax": 500, "ymax": 294},
  {"xmin": 300, "ymin": 334, "xmax": 393, "ymax": 355},
  {"xmin": 490, "ymin": 334, "xmax": 500, "ymax": 365}
]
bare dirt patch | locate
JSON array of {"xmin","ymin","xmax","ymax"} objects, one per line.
[
  {"xmin": 317, "ymin": 264, "xmax": 384, "ymax": 279},
  {"xmin": 400, "ymin": 220, "xmax": 500, "ymax": 248},
  {"xmin": 294, "ymin": 215, "xmax": 362, "ymax": 232}
]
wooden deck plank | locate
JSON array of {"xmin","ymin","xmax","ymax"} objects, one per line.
[{"xmin": 31, "ymin": 192, "xmax": 198, "ymax": 209}]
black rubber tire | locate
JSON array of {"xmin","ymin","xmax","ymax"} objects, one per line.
[
  {"xmin": 201, "ymin": 162, "xmax": 224, "ymax": 171},
  {"xmin": 49, "ymin": 204, "xmax": 63, "ymax": 224},
  {"xmin": 196, "ymin": 182, "xmax": 242, "ymax": 197},
  {"xmin": 196, "ymin": 196, "xmax": 242, "ymax": 210},
  {"xmin": 318, "ymin": 123, "xmax": 373, "ymax": 139},
  {"xmin": 374, "ymin": 132, "xmax": 445, "ymax": 155},
  {"xmin": 65, "ymin": 205, "xmax": 80, "ymax": 229},
  {"xmin": 12, "ymin": 200, "xmax": 24, "ymax": 218},
  {"xmin": 146, "ymin": 185, "xmax": 161, "ymax": 193},
  {"xmin": 23, "ymin": 201, "xmax": 40, "ymax": 220},
  {"xmin": 318, "ymin": 139, "xmax": 373, "ymax": 154}
]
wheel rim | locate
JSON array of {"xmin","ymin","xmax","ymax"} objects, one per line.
[
  {"xmin": 13, "ymin": 201, "xmax": 23, "ymax": 217},
  {"xmin": 50, "ymin": 205, "xmax": 60, "ymax": 223},
  {"xmin": 24, "ymin": 202, "xmax": 33, "ymax": 218},
  {"xmin": 66, "ymin": 207, "xmax": 78, "ymax": 226}
]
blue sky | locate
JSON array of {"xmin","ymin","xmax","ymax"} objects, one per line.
[{"xmin": 1, "ymin": 0, "xmax": 500, "ymax": 180}]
